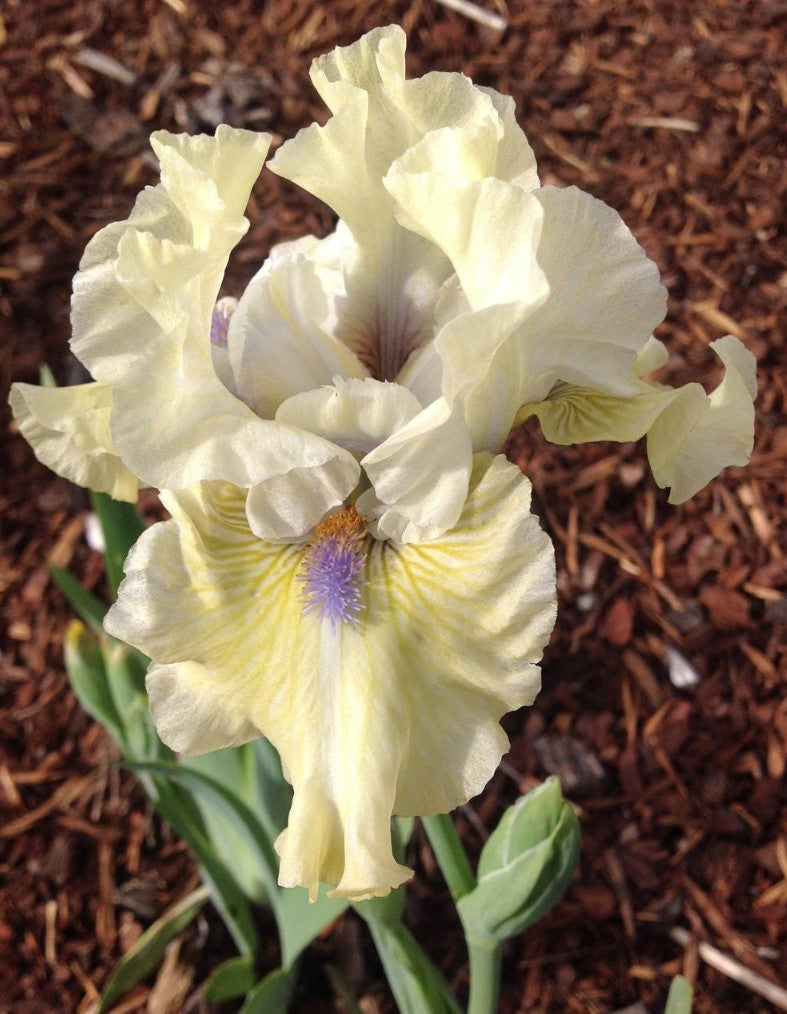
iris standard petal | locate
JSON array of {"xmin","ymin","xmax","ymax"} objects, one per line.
[
  {"xmin": 105, "ymin": 455, "xmax": 556, "ymax": 902},
  {"xmin": 228, "ymin": 234, "xmax": 368, "ymax": 419},
  {"xmin": 476, "ymin": 86, "xmax": 540, "ymax": 189},
  {"xmin": 268, "ymin": 25, "xmax": 518, "ymax": 383},
  {"xmin": 337, "ymin": 226, "xmax": 453, "ymax": 382},
  {"xmin": 526, "ymin": 187, "xmax": 668, "ymax": 365},
  {"xmin": 386, "ymin": 166, "xmax": 548, "ymax": 312},
  {"xmin": 72, "ymin": 126, "xmax": 270, "ymax": 386},
  {"xmin": 268, "ymin": 25, "xmax": 495, "ymax": 247},
  {"xmin": 9, "ymin": 381, "xmax": 139, "ymax": 502}
]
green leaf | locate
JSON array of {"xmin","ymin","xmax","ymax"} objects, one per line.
[
  {"xmin": 147, "ymin": 774, "xmax": 205, "ymax": 837},
  {"xmin": 63, "ymin": 621, "xmax": 127, "ymax": 747},
  {"xmin": 364, "ymin": 918, "xmax": 461, "ymax": 1014},
  {"xmin": 356, "ymin": 810, "xmax": 459, "ymax": 1014},
  {"xmin": 38, "ymin": 363, "xmax": 57, "ymax": 388},
  {"xmin": 665, "ymin": 975, "xmax": 694, "ymax": 1014},
  {"xmin": 355, "ymin": 884, "xmax": 405, "ymax": 928},
  {"xmin": 146, "ymin": 774, "xmax": 260, "ymax": 957},
  {"xmin": 101, "ymin": 638, "xmax": 161, "ymax": 760},
  {"xmin": 63, "ymin": 616, "xmax": 163, "ymax": 766},
  {"xmin": 277, "ymin": 885, "xmax": 348, "ymax": 970},
  {"xmin": 148, "ymin": 752, "xmax": 347, "ymax": 968},
  {"xmin": 98, "ymin": 885, "xmax": 210, "ymax": 1013},
  {"xmin": 130, "ymin": 758, "xmax": 347, "ymax": 969},
  {"xmin": 50, "ymin": 565, "xmax": 107, "ymax": 635},
  {"xmin": 457, "ymin": 777, "xmax": 581, "ymax": 945},
  {"xmin": 172, "ymin": 757, "xmax": 277, "ymax": 902},
  {"xmin": 204, "ymin": 955, "xmax": 257, "ymax": 1003},
  {"xmin": 245, "ymin": 737, "xmax": 293, "ymax": 842},
  {"xmin": 90, "ymin": 490, "xmax": 145, "ymax": 597},
  {"xmin": 476, "ymin": 777, "xmax": 564, "ymax": 879},
  {"xmin": 130, "ymin": 759, "xmax": 276, "ymax": 908},
  {"xmin": 240, "ymin": 966, "xmax": 297, "ymax": 1013},
  {"xmin": 393, "ymin": 816, "xmax": 415, "ymax": 859},
  {"xmin": 186, "ymin": 742, "xmax": 288, "ymax": 859}
]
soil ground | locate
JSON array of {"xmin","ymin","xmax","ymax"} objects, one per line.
[{"xmin": 1, "ymin": 1, "xmax": 785, "ymax": 1011}]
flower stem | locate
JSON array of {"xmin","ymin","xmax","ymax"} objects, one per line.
[
  {"xmin": 421, "ymin": 814, "xmax": 502, "ymax": 1014},
  {"xmin": 421, "ymin": 812, "xmax": 476, "ymax": 901},
  {"xmin": 467, "ymin": 938, "xmax": 502, "ymax": 1014}
]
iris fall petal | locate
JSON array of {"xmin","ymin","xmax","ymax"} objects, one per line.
[{"xmin": 105, "ymin": 454, "xmax": 556, "ymax": 901}]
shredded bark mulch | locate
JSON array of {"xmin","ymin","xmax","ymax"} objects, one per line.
[{"xmin": 1, "ymin": 2, "xmax": 784, "ymax": 1011}]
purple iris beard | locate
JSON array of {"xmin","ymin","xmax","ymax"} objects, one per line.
[
  {"xmin": 210, "ymin": 299, "xmax": 234, "ymax": 348},
  {"xmin": 299, "ymin": 507, "xmax": 368, "ymax": 627}
]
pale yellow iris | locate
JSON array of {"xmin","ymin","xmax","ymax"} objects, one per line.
[{"xmin": 7, "ymin": 24, "xmax": 756, "ymax": 904}]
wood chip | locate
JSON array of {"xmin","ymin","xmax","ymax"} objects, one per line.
[
  {"xmin": 44, "ymin": 900, "xmax": 57, "ymax": 966},
  {"xmin": 430, "ymin": 0, "xmax": 507, "ymax": 31},
  {"xmin": 670, "ymin": 927, "xmax": 787, "ymax": 1011},
  {"xmin": 96, "ymin": 840, "xmax": 116, "ymax": 950},
  {"xmin": 690, "ymin": 300, "xmax": 747, "ymax": 339},
  {"xmin": 74, "ymin": 49, "xmax": 137, "ymax": 86},
  {"xmin": 604, "ymin": 848, "xmax": 636, "ymax": 941},
  {"xmin": 628, "ymin": 116, "xmax": 699, "ymax": 132},
  {"xmin": 0, "ymin": 777, "xmax": 95, "ymax": 838}
]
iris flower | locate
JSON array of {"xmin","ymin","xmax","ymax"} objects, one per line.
[{"xmin": 9, "ymin": 26, "xmax": 755, "ymax": 898}]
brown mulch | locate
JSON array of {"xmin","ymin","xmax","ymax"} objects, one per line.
[{"xmin": 1, "ymin": 1, "xmax": 785, "ymax": 1012}]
